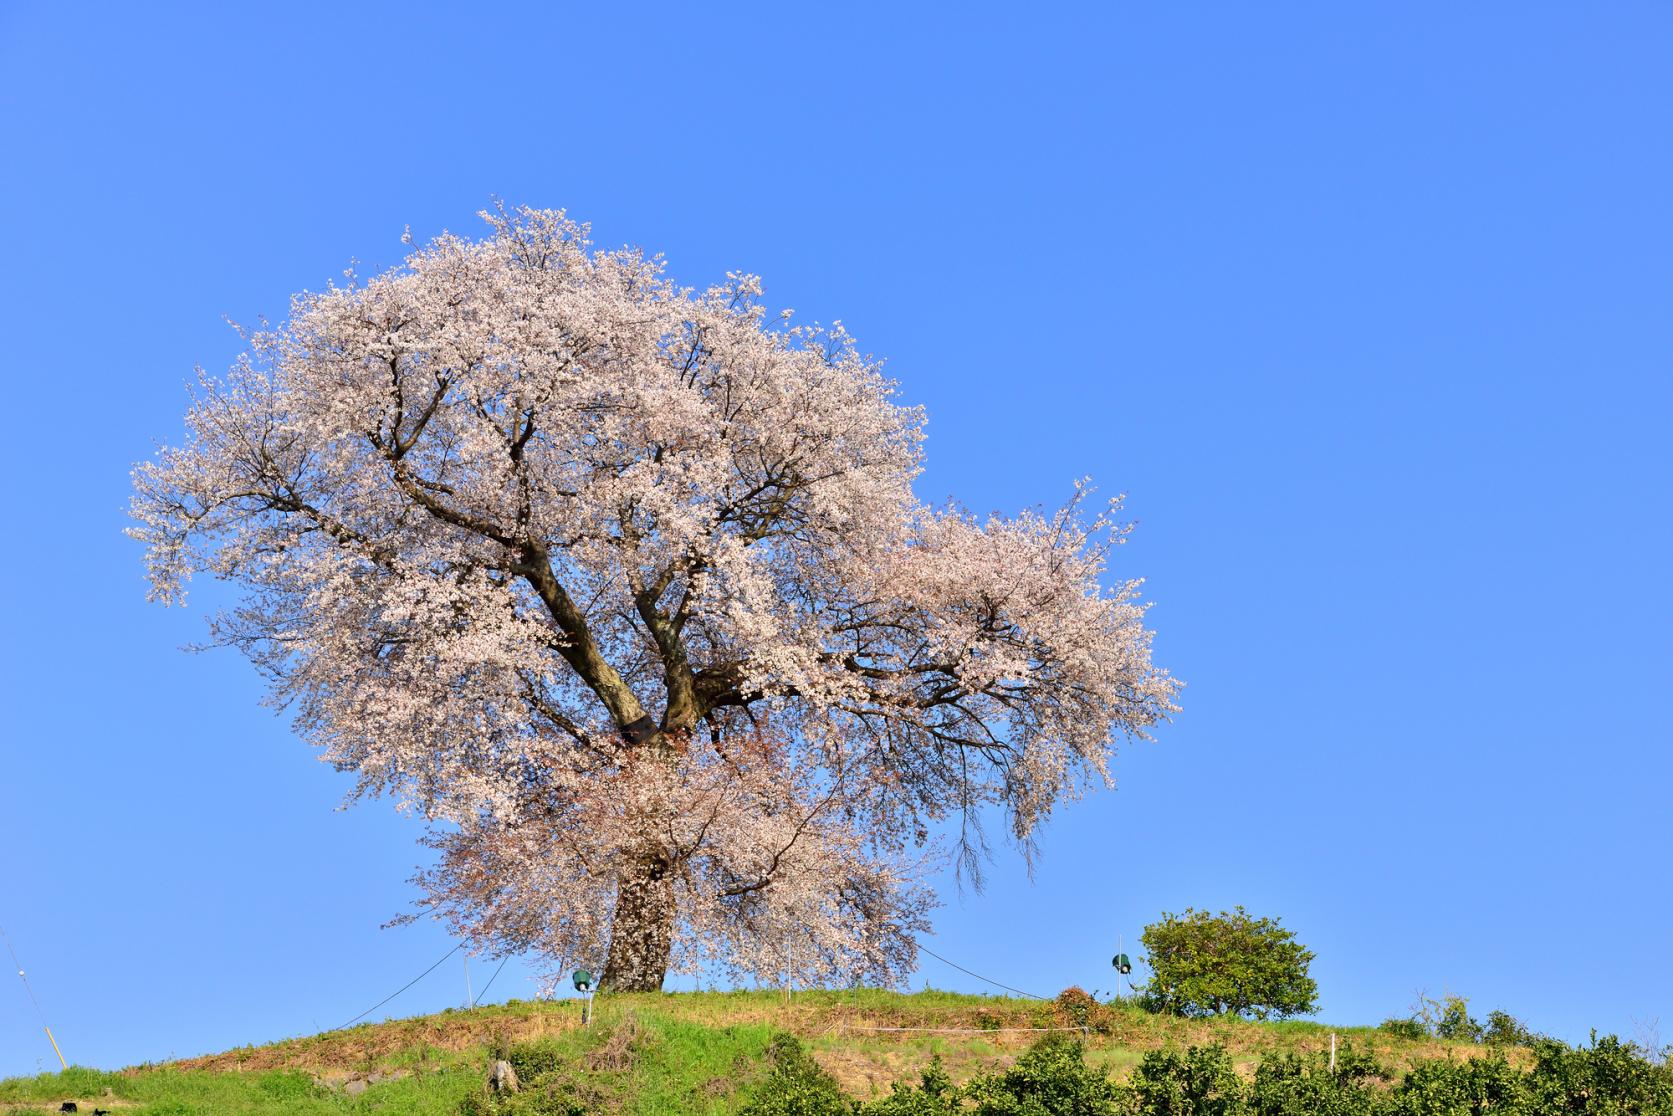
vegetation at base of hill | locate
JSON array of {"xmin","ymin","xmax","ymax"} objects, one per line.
[
  {"xmin": 0, "ymin": 1062, "xmax": 479, "ymax": 1115},
  {"xmin": 1, "ymin": 990, "xmax": 1665, "ymax": 1115},
  {"xmin": 741, "ymin": 1031, "xmax": 1673, "ymax": 1115},
  {"xmin": 1134, "ymin": 908, "xmax": 1318, "ymax": 1021}
]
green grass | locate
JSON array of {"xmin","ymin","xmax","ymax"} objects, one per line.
[
  {"xmin": 0, "ymin": 990, "xmax": 1500, "ymax": 1115},
  {"xmin": 0, "ymin": 1064, "xmax": 479, "ymax": 1115}
]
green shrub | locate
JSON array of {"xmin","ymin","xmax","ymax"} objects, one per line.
[
  {"xmin": 1431, "ymin": 996, "xmax": 1483, "ymax": 1043},
  {"xmin": 1136, "ymin": 907, "xmax": 1318, "ymax": 1020},
  {"xmin": 741, "ymin": 1033, "xmax": 854, "ymax": 1116},
  {"xmin": 1247, "ymin": 1044, "xmax": 1385, "ymax": 1116},
  {"xmin": 1056, "ymin": 986, "xmax": 1117, "ymax": 1034},
  {"xmin": 1124, "ymin": 1043, "xmax": 1244, "ymax": 1116},
  {"xmin": 460, "ymin": 1084, "xmax": 590, "ymax": 1116},
  {"xmin": 1379, "ymin": 1017, "xmax": 1429, "ymax": 1041},
  {"xmin": 1384, "ymin": 1051, "xmax": 1529, "ymax": 1115},
  {"xmin": 507, "ymin": 1036, "xmax": 569, "ymax": 1081},
  {"xmin": 1526, "ymin": 1032, "xmax": 1673, "ymax": 1114},
  {"xmin": 965, "ymin": 1033, "xmax": 1126, "ymax": 1115},
  {"xmin": 704, "ymin": 1021, "xmax": 1673, "ymax": 1116},
  {"xmin": 1394, "ymin": 993, "xmax": 1486, "ymax": 1043},
  {"xmin": 1388, "ymin": 994, "xmax": 1515, "ymax": 1045},
  {"xmin": 859, "ymin": 1057, "xmax": 961, "ymax": 1115},
  {"xmin": 743, "ymin": 1033, "xmax": 1129, "ymax": 1115},
  {"xmin": 1482, "ymin": 1009, "xmax": 1537, "ymax": 1048}
]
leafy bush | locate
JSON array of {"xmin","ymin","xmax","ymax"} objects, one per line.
[
  {"xmin": 1379, "ymin": 1017, "xmax": 1429, "ymax": 1041},
  {"xmin": 1246, "ymin": 1043, "xmax": 1386, "ymax": 1116},
  {"xmin": 1389, "ymin": 994, "xmax": 1503, "ymax": 1044},
  {"xmin": 1125, "ymin": 1043, "xmax": 1244, "ymax": 1116},
  {"xmin": 507, "ymin": 1036, "xmax": 569, "ymax": 1080},
  {"xmin": 741, "ymin": 1033, "xmax": 854, "ymax": 1116},
  {"xmin": 862, "ymin": 1057, "xmax": 962, "ymax": 1116},
  {"xmin": 1056, "ymin": 986, "xmax": 1118, "ymax": 1034},
  {"xmin": 1431, "ymin": 995, "xmax": 1484, "ymax": 1043},
  {"xmin": 739, "ymin": 1027, "xmax": 1673, "ymax": 1116},
  {"xmin": 1526, "ymin": 1032, "xmax": 1673, "ymax": 1114},
  {"xmin": 1136, "ymin": 907, "xmax": 1319, "ymax": 1020},
  {"xmin": 1483, "ymin": 1009, "xmax": 1538, "ymax": 1048},
  {"xmin": 964, "ymin": 1034, "xmax": 1125, "ymax": 1115},
  {"xmin": 1384, "ymin": 1051, "xmax": 1529, "ymax": 1115}
]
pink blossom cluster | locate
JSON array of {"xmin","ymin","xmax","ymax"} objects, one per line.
[{"xmin": 131, "ymin": 206, "xmax": 1179, "ymax": 990}]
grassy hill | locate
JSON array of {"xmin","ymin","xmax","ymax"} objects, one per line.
[{"xmin": 0, "ymin": 990, "xmax": 1507, "ymax": 1115}]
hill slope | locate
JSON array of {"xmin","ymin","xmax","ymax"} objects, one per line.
[{"xmin": 0, "ymin": 990, "xmax": 1502, "ymax": 1115}]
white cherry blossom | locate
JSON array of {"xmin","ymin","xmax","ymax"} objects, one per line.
[{"xmin": 131, "ymin": 206, "xmax": 1180, "ymax": 991}]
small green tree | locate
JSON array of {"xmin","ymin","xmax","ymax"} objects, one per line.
[
  {"xmin": 1483, "ymin": 1009, "xmax": 1537, "ymax": 1047},
  {"xmin": 741, "ymin": 1033, "xmax": 854, "ymax": 1116},
  {"xmin": 1385, "ymin": 1051, "xmax": 1530, "ymax": 1116},
  {"xmin": 1137, "ymin": 906, "xmax": 1318, "ymax": 1020},
  {"xmin": 1400, "ymin": 992, "xmax": 1485, "ymax": 1042},
  {"xmin": 1248, "ymin": 1043, "xmax": 1386, "ymax": 1116},
  {"xmin": 1526, "ymin": 1033, "xmax": 1673, "ymax": 1114},
  {"xmin": 1125, "ymin": 1044, "xmax": 1244, "ymax": 1116},
  {"xmin": 963, "ymin": 1034, "xmax": 1125, "ymax": 1115},
  {"xmin": 1431, "ymin": 995, "xmax": 1484, "ymax": 1042}
]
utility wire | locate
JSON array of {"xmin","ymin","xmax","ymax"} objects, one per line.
[
  {"xmin": 915, "ymin": 942, "xmax": 1044, "ymax": 1000},
  {"xmin": 471, "ymin": 956, "xmax": 511, "ymax": 1008},
  {"xmin": 0, "ymin": 922, "xmax": 51, "ymax": 1025},
  {"xmin": 325, "ymin": 937, "xmax": 1033, "ymax": 1034},
  {"xmin": 1, "ymin": 921, "xmax": 1035, "ymax": 1047},
  {"xmin": 332, "ymin": 942, "xmax": 464, "ymax": 1032},
  {"xmin": 1, "ymin": 920, "xmax": 67, "ymax": 1068}
]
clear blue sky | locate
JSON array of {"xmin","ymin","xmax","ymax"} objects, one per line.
[{"xmin": 1, "ymin": 1, "xmax": 1668, "ymax": 1078}]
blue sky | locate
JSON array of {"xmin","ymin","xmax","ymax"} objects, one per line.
[{"xmin": 1, "ymin": 1, "xmax": 1669, "ymax": 1077}]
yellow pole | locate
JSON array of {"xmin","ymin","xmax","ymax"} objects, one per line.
[{"xmin": 44, "ymin": 1026, "xmax": 67, "ymax": 1070}]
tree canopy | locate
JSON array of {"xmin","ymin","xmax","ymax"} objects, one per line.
[
  {"xmin": 131, "ymin": 206, "xmax": 1179, "ymax": 990},
  {"xmin": 1138, "ymin": 907, "xmax": 1318, "ymax": 1020}
]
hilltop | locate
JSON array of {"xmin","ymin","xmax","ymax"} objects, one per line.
[{"xmin": 0, "ymin": 989, "xmax": 1504, "ymax": 1115}]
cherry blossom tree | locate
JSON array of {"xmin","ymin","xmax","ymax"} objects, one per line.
[{"xmin": 131, "ymin": 207, "xmax": 1180, "ymax": 992}]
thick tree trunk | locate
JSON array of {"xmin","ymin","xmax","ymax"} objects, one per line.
[
  {"xmin": 599, "ymin": 852, "xmax": 675, "ymax": 992},
  {"xmin": 598, "ymin": 708, "xmax": 691, "ymax": 993}
]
